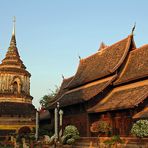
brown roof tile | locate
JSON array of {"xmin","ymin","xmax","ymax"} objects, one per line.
[
  {"xmin": 114, "ymin": 44, "xmax": 148, "ymax": 85},
  {"xmin": 56, "ymin": 76, "xmax": 74, "ymax": 98},
  {"xmin": 88, "ymin": 80, "xmax": 148, "ymax": 113},
  {"xmin": 50, "ymin": 75, "xmax": 116, "ymax": 108},
  {"xmin": 66, "ymin": 35, "xmax": 133, "ymax": 89},
  {"xmin": 133, "ymin": 107, "xmax": 148, "ymax": 119}
]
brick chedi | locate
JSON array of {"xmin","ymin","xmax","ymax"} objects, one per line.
[{"xmin": 0, "ymin": 19, "xmax": 36, "ymax": 135}]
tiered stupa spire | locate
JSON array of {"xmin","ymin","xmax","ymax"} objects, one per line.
[
  {"xmin": 10, "ymin": 16, "xmax": 16, "ymax": 47},
  {"xmin": 0, "ymin": 17, "xmax": 28, "ymax": 71}
]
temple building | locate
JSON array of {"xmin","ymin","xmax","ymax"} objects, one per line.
[
  {"xmin": 47, "ymin": 31, "xmax": 148, "ymax": 137},
  {"xmin": 0, "ymin": 19, "xmax": 36, "ymax": 135}
]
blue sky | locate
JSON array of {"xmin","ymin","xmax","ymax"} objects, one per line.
[{"xmin": 0, "ymin": 0, "xmax": 148, "ymax": 109}]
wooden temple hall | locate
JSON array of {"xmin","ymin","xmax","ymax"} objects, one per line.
[
  {"xmin": 47, "ymin": 30, "xmax": 148, "ymax": 137},
  {"xmin": 0, "ymin": 19, "xmax": 36, "ymax": 136}
]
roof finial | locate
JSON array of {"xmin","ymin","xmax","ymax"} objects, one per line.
[
  {"xmin": 98, "ymin": 42, "xmax": 107, "ymax": 51},
  {"xmin": 131, "ymin": 22, "xmax": 136, "ymax": 35},
  {"xmin": 62, "ymin": 74, "xmax": 64, "ymax": 79},
  {"xmin": 12, "ymin": 16, "xmax": 16, "ymax": 36},
  {"xmin": 78, "ymin": 55, "xmax": 81, "ymax": 60},
  {"xmin": 77, "ymin": 53, "xmax": 81, "ymax": 60}
]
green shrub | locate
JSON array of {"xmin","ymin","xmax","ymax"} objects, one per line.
[
  {"xmin": 61, "ymin": 134, "xmax": 72, "ymax": 144},
  {"xmin": 64, "ymin": 125, "xmax": 79, "ymax": 138},
  {"xmin": 62, "ymin": 125, "xmax": 80, "ymax": 145},
  {"xmin": 104, "ymin": 135, "xmax": 124, "ymax": 146},
  {"xmin": 67, "ymin": 138, "xmax": 75, "ymax": 145},
  {"xmin": 131, "ymin": 120, "xmax": 148, "ymax": 138}
]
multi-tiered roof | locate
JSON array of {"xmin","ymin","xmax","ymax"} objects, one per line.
[{"xmin": 48, "ymin": 32, "xmax": 148, "ymax": 117}]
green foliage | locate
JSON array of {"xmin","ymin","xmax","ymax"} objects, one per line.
[
  {"xmin": 40, "ymin": 86, "xmax": 59, "ymax": 108},
  {"xmin": 104, "ymin": 135, "xmax": 124, "ymax": 146},
  {"xmin": 66, "ymin": 138, "xmax": 75, "ymax": 145},
  {"xmin": 131, "ymin": 119, "xmax": 148, "ymax": 138},
  {"xmin": 62, "ymin": 125, "xmax": 80, "ymax": 145},
  {"xmin": 61, "ymin": 134, "xmax": 72, "ymax": 144},
  {"xmin": 90, "ymin": 120, "xmax": 111, "ymax": 135},
  {"xmin": 63, "ymin": 125, "xmax": 79, "ymax": 138},
  {"xmin": 29, "ymin": 134, "xmax": 36, "ymax": 141}
]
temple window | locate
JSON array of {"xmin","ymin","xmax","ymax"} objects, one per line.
[
  {"xmin": 13, "ymin": 81, "xmax": 18, "ymax": 94},
  {"xmin": 12, "ymin": 77, "xmax": 22, "ymax": 94}
]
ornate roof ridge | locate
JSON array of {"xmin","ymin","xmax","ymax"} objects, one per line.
[
  {"xmin": 48, "ymin": 75, "xmax": 117, "ymax": 109},
  {"xmin": 133, "ymin": 106, "xmax": 148, "ymax": 119},
  {"xmin": 65, "ymin": 34, "xmax": 133, "ymax": 89},
  {"xmin": 88, "ymin": 79, "xmax": 148, "ymax": 113},
  {"xmin": 114, "ymin": 43, "xmax": 148, "ymax": 85},
  {"xmin": 47, "ymin": 76, "xmax": 74, "ymax": 107}
]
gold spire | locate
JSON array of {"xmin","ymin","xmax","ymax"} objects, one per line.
[
  {"xmin": 12, "ymin": 16, "xmax": 16, "ymax": 36},
  {"xmin": 10, "ymin": 16, "xmax": 16, "ymax": 47}
]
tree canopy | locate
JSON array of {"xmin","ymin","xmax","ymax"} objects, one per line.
[{"xmin": 40, "ymin": 86, "xmax": 59, "ymax": 109}]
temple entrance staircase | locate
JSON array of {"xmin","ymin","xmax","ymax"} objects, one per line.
[{"xmin": 73, "ymin": 137, "xmax": 98, "ymax": 148}]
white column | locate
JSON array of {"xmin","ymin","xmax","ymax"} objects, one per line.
[
  {"xmin": 54, "ymin": 108, "xmax": 58, "ymax": 139},
  {"xmin": 59, "ymin": 110, "xmax": 63, "ymax": 126},
  {"xmin": 59, "ymin": 109, "xmax": 63, "ymax": 137}
]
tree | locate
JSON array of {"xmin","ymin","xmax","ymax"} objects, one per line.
[
  {"xmin": 40, "ymin": 86, "xmax": 59, "ymax": 109},
  {"xmin": 131, "ymin": 119, "xmax": 148, "ymax": 138},
  {"xmin": 131, "ymin": 119, "xmax": 148, "ymax": 147}
]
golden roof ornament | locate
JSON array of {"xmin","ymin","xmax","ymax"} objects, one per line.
[{"xmin": 131, "ymin": 22, "xmax": 136, "ymax": 35}]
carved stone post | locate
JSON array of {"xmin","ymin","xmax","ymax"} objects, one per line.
[{"xmin": 59, "ymin": 109, "xmax": 64, "ymax": 138}]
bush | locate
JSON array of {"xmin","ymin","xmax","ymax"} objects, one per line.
[
  {"xmin": 67, "ymin": 138, "xmax": 75, "ymax": 145},
  {"xmin": 63, "ymin": 125, "xmax": 79, "ymax": 138},
  {"xmin": 104, "ymin": 135, "xmax": 124, "ymax": 146},
  {"xmin": 18, "ymin": 126, "xmax": 31, "ymax": 135},
  {"xmin": 131, "ymin": 120, "xmax": 148, "ymax": 138},
  {"xmin": 90, "ymin": 120, "xmax": 111, "ymax": 136},
  {"xmin": 62, "ymin": 125, "xmax": 79, "ymax": 145},
  {"xmin": 61, "ymin": 134, "xmax": 72, "ymax": 144},
  {"xmin": 17, "ymin": 126, "xmax": 31, "ymax": 141}
]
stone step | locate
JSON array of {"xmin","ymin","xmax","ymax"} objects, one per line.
[
  {"xmin": 74, "ymin": 141, "xmax": 98, "ymax": 148},
  {"xmin": 74, "ymin": 142, "xmax": 98, "ymax": 146},
  {"xmin": 73, "ymin": 146, "xmax": 98, "ymax": 148},
  {"xmin": 74, "ymin": 137, "xmax": 98, "ymax": 147}
]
